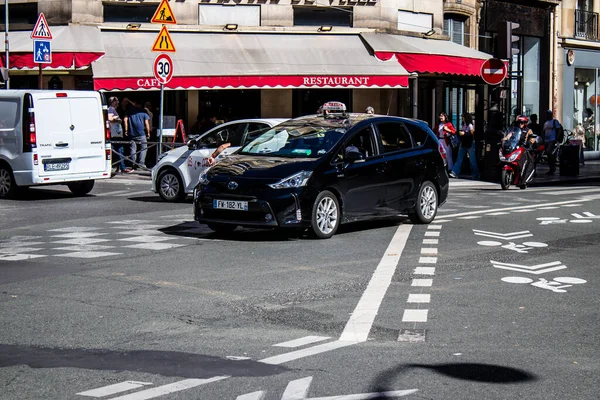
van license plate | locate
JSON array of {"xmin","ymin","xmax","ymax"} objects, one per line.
[
  {"xmin": 213, "ymin": 199, "xmax": 248, "ymax": 211},
  {"xmin": 44, "ymin": 162, "xmax": 70, "ymax": 172}
]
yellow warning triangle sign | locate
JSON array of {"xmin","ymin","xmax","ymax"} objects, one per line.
[
  {"xmin": 152, "ymin": 26, "xmax": 176, "ymax": 52},
  {"xmin": 151, "ymin": 0, "xmax": 177, "ymax": 24}
]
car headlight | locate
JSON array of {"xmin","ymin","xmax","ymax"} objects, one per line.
[
  {"xmin": 268, "ymin": 171, "xmax": 312, "ymax": 189},
  {"xmin": 198, "ymin": 173, "xmax": 209, "ymax": 186}
]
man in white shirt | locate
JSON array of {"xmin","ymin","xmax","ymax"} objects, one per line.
[{"xmin": 543, "ymin": 109, "xmax": 561, "ymax": 175}]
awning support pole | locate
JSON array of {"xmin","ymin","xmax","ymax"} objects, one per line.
[
  {"xmin": 411, "ymin": 76, "xmax": 418, "ymax": 119},
  {"xmin": 158, "ymin": 83, "xmax": 164, "ymax": 159}
]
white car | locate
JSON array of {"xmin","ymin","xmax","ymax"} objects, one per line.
[{"xmin": 152, "ymin": 118, "xmax": 287, "ymax": 201}]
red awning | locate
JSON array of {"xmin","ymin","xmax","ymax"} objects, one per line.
[
  {"xmin": 0, "ymin": 26, "xmax": 104, "ymax": 71},
  {"xmin": 363, "ymin": 33, "xmax": 492, "ymax": 77},
  {"xmin": 1, "ymin": 52, "xmax": 104, "ymax": 70},
  {"xmin": 94, "ymin": 75, "xmax": 409, "ymax": 91},
  {"xmin": 93, "ymin": 31, "xmax": 410, "ymax": 91}
]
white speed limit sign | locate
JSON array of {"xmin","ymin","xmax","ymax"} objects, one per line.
[{"xmin": 153, "ymin": 53, "xmax": 174, "ymax": 85}]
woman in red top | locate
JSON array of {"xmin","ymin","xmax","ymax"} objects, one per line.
[{"xmin": 438, "ymin": 112, "xmax": 456, "ymax": 171}]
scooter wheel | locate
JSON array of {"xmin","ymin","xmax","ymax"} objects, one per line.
[{"xmin": 501, "ymin": 170, "xmax": 512, "ymax": 190}]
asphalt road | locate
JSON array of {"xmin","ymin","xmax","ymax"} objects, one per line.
[{"xmin": 0, "ymin": 176, "xmax": 599, "ymax": 400}]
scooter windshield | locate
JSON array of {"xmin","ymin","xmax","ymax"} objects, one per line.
[{"xmin": 502, "ymin": 127, "xmax": 522, "ymax": 153}]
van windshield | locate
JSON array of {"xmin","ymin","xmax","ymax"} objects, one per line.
[{"xmin": 239, "ymin": 122, "xmax": 345, "ymax": 158}]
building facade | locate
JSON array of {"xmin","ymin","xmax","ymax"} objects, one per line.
[
  {"xmin": 558, "ymin": 0, "xmax": 600, "ymax": 153},
  {"xmin": 1, "ymin": 0, "xmax": 491, "ymax": 134}
]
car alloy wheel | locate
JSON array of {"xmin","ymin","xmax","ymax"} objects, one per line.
[
  {"xmin": 311, "ymin": 190, "xmax": 340, "ymax": 239},
  {"xmin": 0, "ymin": 166, "xmax": 17, "ymax": 199},
  {"xmin": 409, "ymin": 181, "xmax": 438, "ymax": 224},
  {"xmin": 158, "ymin": 169, "xmax": 186, "ymax": 202}
]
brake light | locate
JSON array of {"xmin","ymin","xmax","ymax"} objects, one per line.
[
  {"xmin": 102, "ymin": 107, "xmax": 111, "ymax": 144},
  {"xmin": 33, "ymin": 154, "xmax": 38, "ymax": 166},
  {"xmin": 56, "ymin": 93, "xmax": 68, "ymax": 98},
  {"xmin": 106, "ymin": 149, "xmax": 111, "ymax": 160},
  {"xmin": 25, "ymin": 109, "xmax": 37, "ymax": 151}
]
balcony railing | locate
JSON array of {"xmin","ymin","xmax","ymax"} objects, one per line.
[{"xmin": 575, "ymin": 9, "xmax": 599, "ymax": 41}]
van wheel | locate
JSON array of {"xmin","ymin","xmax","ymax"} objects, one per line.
[
  {"xmin": 409, "ymin": 181, "xmax": 438, "ymax": 224},
  {"xmin": 68, "ymin": 180, "xmax": 95, "ymax": 196},
  {"xmin": 311, "ymin": 190, "xmax": 340, "ymax": 239},
  {"xmin": 0, "ymin": 165, "xmax": 19, "ymax": 199},
  {"xmin": 158, "ymin": 169, "xmax": 187, "ymax": 202}
]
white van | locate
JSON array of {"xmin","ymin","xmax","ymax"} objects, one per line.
[{"xmin": 0, "ymin": 90, "xmax": 112, "ymax": 198}]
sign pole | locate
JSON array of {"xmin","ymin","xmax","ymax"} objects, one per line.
[
  {"xmin": 38, "ymin": 63, "xmax": 42, "ymax": 89},
  {"xmin": 4, "ymin": 0, "xmax": 9, "ymax": 89},
  {"xmin": 158, "ymin": 83, "xmax": 164, "ymax": 158}
]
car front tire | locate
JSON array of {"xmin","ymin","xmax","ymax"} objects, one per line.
[
  {"xmin": 68, "ymin": 180, "xmax": 95, "ymax": 196},
  {"xmin": 409, "ymin": 181, "xmax": 438, "ymax": 224},
  {"xmin": 158, "ymin": 169, "xmax": 187, "ymax": 202},
  {"xmin": 311, "ymin": 190, "xmax": 340, "ymax": 239}
]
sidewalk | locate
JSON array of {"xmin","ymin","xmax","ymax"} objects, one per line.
[{"xmin": 109, "ymin": 161, "xmax": 600, "ymax": 187}]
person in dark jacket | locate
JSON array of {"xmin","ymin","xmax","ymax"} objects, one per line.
[{"xmin": 449, "ymin": 112, "xmax": 479, "ymax": 179}]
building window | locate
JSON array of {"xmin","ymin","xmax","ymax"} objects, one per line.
[
  {"xmin": 104, "ymin": 4, "xmax": 156, "ymax": 23},
  {"xmin": 293, "ymin": 7, "xmax": 352, "ymax": 27},
  {"xmin": 574, "ymin": 68, "xmax": 598, "ymax": 151},
  {"xmin": 397, "ymin": 10, "xmax": 432, "ymax": 34},
  {"xmin": 0, "ymin": 3, "xmax": 38, "ymax": 25},
  {"xmin": 443, "ymin": 14, "xmax": 468, "ymax": 46},
  {"xmin": 199, "ymin": 5, "xmax": 260, "ymax": 26}
]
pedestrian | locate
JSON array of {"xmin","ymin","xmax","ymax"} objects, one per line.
[
  {"xmin": 437, "ymin": 112, "xmax": 456, "ymax": 171},
  {"xmin": 144, "ymin": 101, "xmax": 154, "ymax": 136},
  {"xmin": 583, "ymin": 108, "xmax": 595, "ymax": 150},
  {"xmin": 542, "ymin": 109, "xmax": 563, "ymax": 175},
  {"xmin": 528, "ymin": 114, "xmax": 542, "ymax": 138},
  {"xmin": 107, "ymin": 97, "xmax": 132, "ymax": 174},
  {"xmin": 123, "ymin": 99, "xmax": 151, "ymax": 171},
  {"xmin": 365, "ymin": 106, "xmax": 375, "ymax": 114},
  {"xmin": 449, "ymin": 112, "xmax": 479, "ymax": 180}
]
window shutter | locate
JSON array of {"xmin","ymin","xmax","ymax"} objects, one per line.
[
  {"xmin": 452, "ymin": 19, "xmax": 464, "ymax": 45},
  {"xmin": 443, "ymin": 18, "xmax": 450, "ymax": 36}
]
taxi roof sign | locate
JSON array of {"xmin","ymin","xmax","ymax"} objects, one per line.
[
  {"xmin": 151, "ymin": 0, "xmax": 177, "ymax": 24},
  {"xmin": 322, "ymin": 101, "xmax": 346, "ymax": 113},
  {"xmin": 152, "ymin": 26, "xmax": 176, "ymax": 52}
]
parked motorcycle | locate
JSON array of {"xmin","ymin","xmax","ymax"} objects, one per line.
[{"xmin": 498, "ymin": 127, "xmax": 536, "ymax": 190}]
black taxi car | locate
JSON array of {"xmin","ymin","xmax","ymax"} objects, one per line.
[{"xmin": 194, "ymin": 102, "xmax": 449, "ymax": 239}]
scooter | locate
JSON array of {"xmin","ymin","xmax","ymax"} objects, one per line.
[{"xmin": 498, "ymin": 127, "xmax": 536, "ymax": 190}]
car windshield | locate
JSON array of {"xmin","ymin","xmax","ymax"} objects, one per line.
[{"xmin": 239, "ymin": 121, "xmax": 346, "ymax": 158}]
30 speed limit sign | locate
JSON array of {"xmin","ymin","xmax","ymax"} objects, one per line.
[{"xmin": 153, "ymin": 53, "xmax": 174, "ymax": 85}]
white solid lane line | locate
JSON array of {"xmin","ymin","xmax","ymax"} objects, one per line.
[
  {"xmin": 77, "ymin": 381, "xmax": 152, "ymax": 397},
  {"xmin": 108, "ymin": 376, "xmax": 229, "ymax": 400},
  {"xmin": 338, "ymin": 224, "xmax": 412, "ymax": 343},
  {"xmin": 273, "ymin": 336, "xmax": 331, "ymax": 348}
]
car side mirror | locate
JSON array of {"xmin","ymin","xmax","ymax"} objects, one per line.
[
  {"xmin": 345, "ymin": 150, "xmax": 363, "ymax": 164},
  {"xmin": 187, "ymin": 141, "xmax": 197, "ymax": 150}
]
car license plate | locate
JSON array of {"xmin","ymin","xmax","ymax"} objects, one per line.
[
  {"xmin": 44, "ymin": 162, "xmax": 70, "ymax": 172},
  {"xmin": 213, "ymin": 199, "xmax": 248, "ymax": 211}
]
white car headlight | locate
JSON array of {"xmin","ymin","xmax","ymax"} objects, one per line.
[
  {"xmin": 198, "ymin": 173, "xmax": 209, "ymax": 186},
  {"xmin": 268, "ymin": 171, "xmax": 312, "ymax": 189}
]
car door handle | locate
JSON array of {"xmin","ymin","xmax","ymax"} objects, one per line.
[
  {"xmin": 375, "ymin": 165, "xmax": 386, "ymax": 174},
  {"xmin": 55, "ymin": 142, "xmax": 69, "ymax": 148}
]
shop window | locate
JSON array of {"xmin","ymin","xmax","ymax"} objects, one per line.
[
  {"xmin": 293, "ymin": 7, "xmax": 352, "ymax": 27},
  {"xmin": 397, "ymin": 10, "xmax": 432, "ymax": 34},
  {"xmin": 574, "ymin": 68, "xmax": 598, "ymax": 151},
  {"xmin": 523, "ymin": 37, "xmax": 540, "ymax": 119},
  {"xmin": 0, "ymin": 3, "xmax": 38, "ymax": 25},
  {"xmin": 104, "ymin": 4, "xmax": 155, "ymax": 23},
  {"xmin": 199, "ymin": 5, "xmax": 260, "ymax": 26},
  {"xmin": 443, "ymin": 14, "xmax": 467, "ymax": 46}
]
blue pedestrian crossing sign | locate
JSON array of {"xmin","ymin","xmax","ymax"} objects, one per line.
[{"xmin": 33, "ymin": 40, "xmax": 52, "ymax": 64}]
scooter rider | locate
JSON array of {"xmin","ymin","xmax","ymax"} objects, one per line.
[{"xmin": 505, "ymin": 115, "xmax": 536, "ymax": 184}]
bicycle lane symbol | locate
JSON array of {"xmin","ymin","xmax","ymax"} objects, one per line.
[{"xmin": 501, "ymin": 276, "xmax": 587, "ymax": 293}]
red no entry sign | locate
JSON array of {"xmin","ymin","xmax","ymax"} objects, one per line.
[
  {"xmin": 480, "ymin": 58, "xmax": 507, "ymax": 85},
  {"xmin": 153, "ymin": 53, "xmax": 174, "ymax": 85}
]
